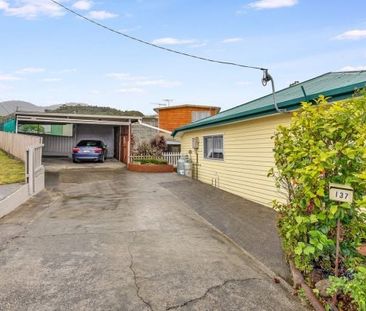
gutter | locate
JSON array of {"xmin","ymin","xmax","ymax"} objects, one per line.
[{"xmin": 138, "ymin": 119, "xmax": 172, "ymax": 135}]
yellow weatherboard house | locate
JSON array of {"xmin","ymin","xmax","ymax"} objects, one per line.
[{"xmin": 172, "ymin": 71, "xmax": 366, "ymax": 207}]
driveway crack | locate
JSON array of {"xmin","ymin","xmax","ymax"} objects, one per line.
[
  {"xmin": 166, "ymin": 278, "xmax": 261, "ymax": 310},
  {"xmin": 128, "ymin": 232, "xmax": 154, "ymax": 311}
]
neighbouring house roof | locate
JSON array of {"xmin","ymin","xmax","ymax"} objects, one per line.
[
  {"xmin": 172, "ymin": 71, "xmax": 366, "ymax": 137},
  {"xmin": 153, "ymin": 104, "xmax": 221, "ymax": 113}
]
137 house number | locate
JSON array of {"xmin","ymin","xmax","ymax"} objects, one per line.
[
  {"xmin": 333, "ymin": 190, "xmax": 350, "ymax": 200},
  {"xmin": 329, "ymin": 183, "xmax": 353, "ymax": 203}
]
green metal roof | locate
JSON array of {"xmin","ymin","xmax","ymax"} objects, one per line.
[{"xmin": 172, "ymin": 71, "xmax": 366, "ymax": 137}]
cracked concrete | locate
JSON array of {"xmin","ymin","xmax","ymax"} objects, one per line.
[
  {"xmin": 165, "ymin": 278, "xmax": 260, "ymax": 310},
  {"xmin": 0, "ymin": 169, "xmax": 305, "ymax": 310},
  {"xmin": 128, "ymin": 233, "xmax": 154, "ymax": 311}
]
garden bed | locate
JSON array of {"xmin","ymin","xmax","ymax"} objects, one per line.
[
  {"xmin": 128, "ymin": 163, "xmax": 174, "ymax": 173},
  {"xmin": 128, "ymin": 159, "xmax": 174, "ymax": 173}
]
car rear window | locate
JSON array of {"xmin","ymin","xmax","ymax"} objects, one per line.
[{"xmin": 77, "ymin": 140, "xmax": 103, "ymax": 147}]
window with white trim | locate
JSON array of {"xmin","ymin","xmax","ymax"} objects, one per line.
[
  {"xmin": 204, "ymin": 135, "xmax": 224, "ymax": 159},
  {"xmin": 192, "ymin": 111, "xmax": 210, "ymax": 122}
]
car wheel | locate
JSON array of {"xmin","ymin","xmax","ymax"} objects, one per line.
[
  {"xmin": 73, "ymin": 159, "xmax": 78, "ymax": 163},
  {"xmin": 100, "ymin": 155, "xmax": 105, "ymax": 163}
]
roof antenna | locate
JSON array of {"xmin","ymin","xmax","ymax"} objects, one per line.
[
  {"xmin": 261, "ymin": 69, "xmax": 286, "ymax": 113},
  {"xmin": 163, "ymin": 99, "xmax": 173, "ymax": 106}
]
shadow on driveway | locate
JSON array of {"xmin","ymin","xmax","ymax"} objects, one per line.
[{"xmin": 160, "ymin": 179, "xmax": 291, "ymax": 282}]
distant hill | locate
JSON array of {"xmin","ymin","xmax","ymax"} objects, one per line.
[
  {"xmin": 45, "ymin": 102, "xmax": 89, "ymax": 111},
  {"xmin": 0, "ymin": 101, "xmax": 44, "ymax": 116},
  {"xmin": 48, "ymin": 104, "xmax": 144, "ymax": 117}
]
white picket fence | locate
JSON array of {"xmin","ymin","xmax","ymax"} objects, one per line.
[{"xmin": 130, "ymin": 152, "xmax": 182, "ymax": 167}]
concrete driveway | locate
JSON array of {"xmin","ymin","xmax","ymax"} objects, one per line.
[
  {"xmin": 43, "ymin": 157, "xmax": 125, "ymax": 172},
  {"xmin": 0, "ymin": 169, "xmax": 303, "ymax": 311}
]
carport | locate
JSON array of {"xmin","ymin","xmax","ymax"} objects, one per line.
[{"xmin": 14, "ymin": 112, "xmax": 141, "ymax": 164}]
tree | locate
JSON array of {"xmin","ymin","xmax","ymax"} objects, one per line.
[{"xmin": 19, "ymin": 124, "xmax": 45, "ymax": 134}]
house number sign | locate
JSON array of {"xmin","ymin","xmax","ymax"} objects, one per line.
[{"xmin": 329, "ymin": 183, "xmax": 354, "ymax": 203}]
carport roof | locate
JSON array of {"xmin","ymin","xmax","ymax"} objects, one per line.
[{"xmin": 15, "ymin": 111, "xmax": 142, "ymax": 126}]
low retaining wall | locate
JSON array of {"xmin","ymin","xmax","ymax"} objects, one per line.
[
  {"xmin": 0, "ymin": 184, "xmax": 29, "ymax": 219},
  {"xmin": 0, "ymin": 170, "xmax": 45, "ymax": 219},
  {"xmin": 128, "ymin": 163, "xmax": 174, "ymax": 173}
]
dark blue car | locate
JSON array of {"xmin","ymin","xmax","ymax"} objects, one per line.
[{"xmin": 72, "ymin": 140, "xmax": 108, "ymax": 163}]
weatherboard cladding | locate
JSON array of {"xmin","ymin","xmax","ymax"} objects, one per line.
[
  {"xmin": 180, "ymin": 113, "xmax": 292, "ymax": 207},
  {"xmin": 172, "ymin": 71, "xmax": 366, "ymax": 136}
]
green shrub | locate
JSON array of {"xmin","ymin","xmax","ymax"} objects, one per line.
[
  {"xmin": 270, "ymin": 92, "xmax": 366, "ymax": 274},
  {"xmin": 328, "ymin": 266, "xmax": 366, "ymax": 311},
  {"xmin": 138, "ymin": 159, "xmax": 168, "ymax": 165}
]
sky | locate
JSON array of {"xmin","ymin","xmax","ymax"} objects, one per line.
[{"xmin": 1, "ymin": 0, "xmax": 366, "ymax": 114}]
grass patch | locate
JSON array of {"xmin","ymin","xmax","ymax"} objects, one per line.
[
  {"xmin": 0, "ymin": 149, "xmax": 25, "ymax": 185},
  {"xmin": 135, "ymin": 159, "xmax": 168, "ymax": 165}
]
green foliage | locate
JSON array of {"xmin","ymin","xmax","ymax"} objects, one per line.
[
  {"xmin": 19, "ymin": 124, "xmax": 45, "ymax": 134},
  {"xmin": 48, "ymin": 104, "xmax": 144, "ymax": 117},
  {"xmin": 328, "ymin": 266, "xmax": 366, "ymax": 311},
  {"xmin": 270, "ymin": 92, "xmax": 366, "ymax": 273},
  {"xmin": 139, "ymin": 159, "xmax": 168, "ymax": 165}
]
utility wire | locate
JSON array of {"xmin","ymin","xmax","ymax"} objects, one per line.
[{"xmin": 49, "ymin": 0, "xmax": 267, "ymax": 72}]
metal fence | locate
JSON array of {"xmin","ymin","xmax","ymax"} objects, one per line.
[{"xmin": 130, "ymin": 152, "xmax": 182, "ymax": 167}]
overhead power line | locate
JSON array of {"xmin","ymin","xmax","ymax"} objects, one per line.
[
  {"xmin": 49, "ymin": 0, "xmax": 284, "ymax": 113},
  {"xmin": 49, "ymin": 0, "xmax": 267, "ymax": 72}
]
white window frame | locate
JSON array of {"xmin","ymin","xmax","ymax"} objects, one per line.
[
  {"xmin": 203, "ymin": 134, "xmax": 224, "ymax": 160},
  {"xmin": 192, "ymin": 111, "xmax": 211, "ymax": 122}
]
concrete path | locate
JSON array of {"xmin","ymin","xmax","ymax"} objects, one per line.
[
  {"xmin": 0, "ymin": 170, "xmax": 303, "ymax": 311},
  {"xmin": 0, "ymin": 183, "xmax": 23, "ymax": 201},
  {"xmin": 161, "ymin": 180, "xmax": 291, "ymax": 281}
]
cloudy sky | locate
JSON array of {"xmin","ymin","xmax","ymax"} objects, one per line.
[{"xmin": 1, "ymin": 0, "xmax": 366, "ymax": 114}]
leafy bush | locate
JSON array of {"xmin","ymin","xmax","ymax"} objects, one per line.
[
  {"xmin": 328, "ymin": 266, "xmax": 366, "ymax": 311},
  {"xmin": 135, "ymin": 142, "xmax": 156, "ymax": 156},
  {"xmin": 270, "ymin": 93, "xmax": 366, "ymax": 278},
  {"xmin": 150, "ymin": 134, "xmax": 167, "ymax": 155},
  {"xmin": 135, "ymin": 135, "xmax": 167, "ymax": 157}
]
